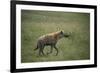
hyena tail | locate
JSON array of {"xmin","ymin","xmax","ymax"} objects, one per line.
[
  {"xmin": 34, "ymin": 45, "xmax": 38, "ymax": 51},
  {"xmin": 34, "ymin": 41, "xmax": 42, "ymax": 51}
]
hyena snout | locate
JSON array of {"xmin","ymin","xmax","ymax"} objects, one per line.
[{"xmin": 63, "ymin": 34, "xmax": 70, "ymax": 38}]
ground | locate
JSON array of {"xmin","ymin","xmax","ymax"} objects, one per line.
[{"xmin": 21, "ymin": 10, "xmax": 90, "ymax": 63}]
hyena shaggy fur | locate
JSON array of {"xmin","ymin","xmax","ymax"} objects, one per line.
[{"xmin": 34, "ymin": 30, "xmax": 70, "ymax": 56}]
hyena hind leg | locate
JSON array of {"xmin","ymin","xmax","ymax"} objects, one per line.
[
  {"xmin": 39, "ymin": 47, "xmax": 45, "ymax": 56},
  {"xmin": 39, "ymin": 48, "xmax": 42, "ymax": 56},
  {"xmin": 54, "ymin": 46, "xmax": 59, "ymax": 56}
]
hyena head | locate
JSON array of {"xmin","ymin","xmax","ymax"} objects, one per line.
[{"xmin": 58, "ymin": 30, "xmax": 70, "ymax": 38}]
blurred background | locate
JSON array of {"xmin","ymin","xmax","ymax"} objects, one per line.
[{"xmin": 21, "ymin": 10, "xmax": 90, "ymax": 63}]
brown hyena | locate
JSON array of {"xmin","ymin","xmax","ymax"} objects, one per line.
[{"xmin": 34, "ymin": 30, "xmax": 70, "ymax": 56}]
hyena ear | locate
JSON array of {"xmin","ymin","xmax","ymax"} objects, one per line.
[{"xmin": 60, "ymin": 30, "xmax": 63, "ymax": 34}]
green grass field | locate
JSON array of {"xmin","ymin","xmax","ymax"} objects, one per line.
[{"xmin": 21, "ymin": 10, "xmax": 90, "ymax": 63}]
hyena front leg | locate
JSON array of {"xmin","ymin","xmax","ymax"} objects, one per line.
[{"xmin": 54, "ymin": 45, "xmax": 58, "ymax": 56}]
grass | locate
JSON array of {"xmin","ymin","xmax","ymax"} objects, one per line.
[{"xmin": 21, "ymin": 10, "xmax": 90, "ymax": 63}]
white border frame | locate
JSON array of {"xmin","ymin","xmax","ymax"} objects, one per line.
[{"xmin": 16, "ymin": 4, "xmax": 95, "ymax": 69}]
